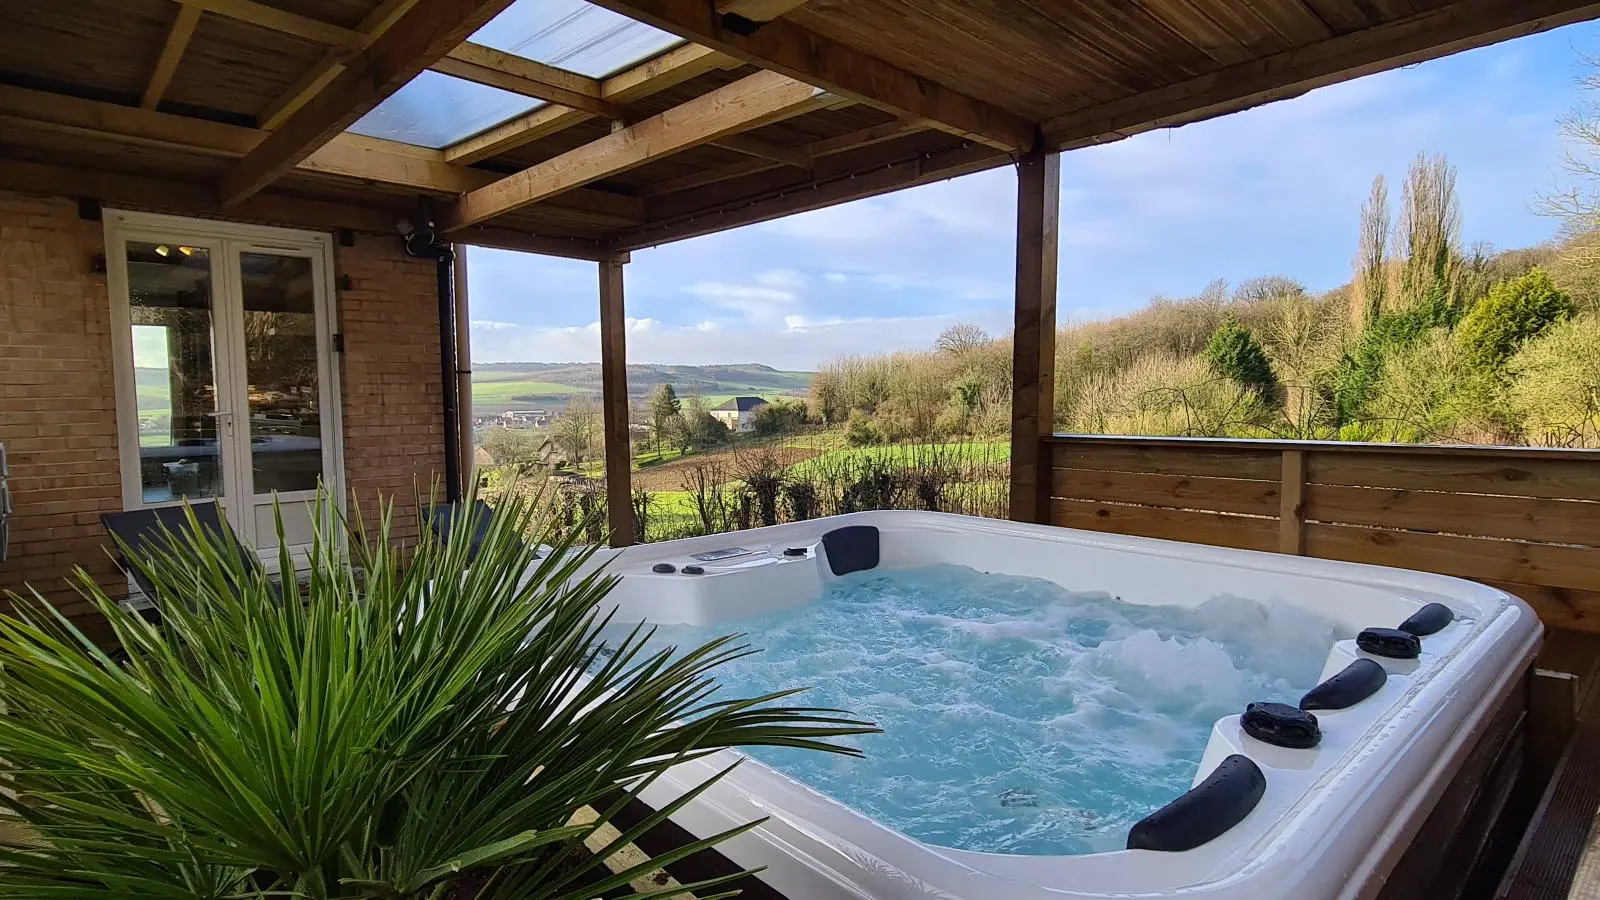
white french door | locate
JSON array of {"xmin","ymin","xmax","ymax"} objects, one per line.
[{"xmin": 105, "ymin": 210, "xmax": 343, "ymax": 557}]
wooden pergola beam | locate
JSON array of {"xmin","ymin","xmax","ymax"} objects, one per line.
[
  {"xmin": 259, "ymin": 0, "xmax": 418, "ymax": 131},
  {"xmin": 0, "ymin": 85, "xmax": 640, "ymax": 224},
  {"xmin": 436, "ymin": 42, "xmax": 626, "ymax": 118},
  {"xmin": 715, "ymin": 0, "xmax": 810, "ymax": 21},
  {"xmin": 0, "ymin": 158, "xmax": 617, "ymax": 260},
  {"xmin": 1044, "ymin": 0, "xmax": 1600, "ymax": 149},
  {"xmin": 142, "ymin": 4, "xmax": 203, "ymax": 110},
  {"xmin": 219, "ymin": 0, "xmax": 517, "ymax": 205},
  {"xmin": 601, "ymin": 42, "xmax": 736, "ymax": 103},
  {"xmin": 182, "ymin": 0, "xmax": 360, "ymax": 45},
  {"xmin": 440, "ymin": 70, "xmax": 826, "ymax": 231},
  {"xmin": 637, "ymin": 117, "xmax": 919, "ymax": 197},
  {"xmin": 1008, "ymin": 150, "xmax": 1060, "ymax": 524},
  {"xmin": 618, "ymin": 141, "xmax": 1002, "ymax": 248},
  {"xmin": 708, "ymin": 133, "xmax": 812, "ymax": 168},
  {"xmin": 584, "ymin": 0, "xmax": 1036, "ymax": 151},
  {"xmin": 452, "ymin": 225, "xmax": 622, "ymax": 261},
  {"xmin": 444, "ymin": 105, "xmax": 593, "ymax": 165},
  {"xmin": 442, "ymin": 42, "xmax": 740, "ymax": 165},
  {"xmin": 0, "ymin": 158, "xmax": 404, "ymax": 235}
]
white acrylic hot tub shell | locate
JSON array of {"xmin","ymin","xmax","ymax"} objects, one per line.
[{"xmin": 574, "ymin": 510, "xmax": 1539, "ymax": 900}]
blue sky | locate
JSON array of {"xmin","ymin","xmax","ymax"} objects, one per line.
[{"xmin": 465, "ymin": 22, "xmax": 1599, "ymax": 371}]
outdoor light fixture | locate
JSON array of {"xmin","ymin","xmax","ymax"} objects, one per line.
[{"xmin": 155, "ymin": 245, "xmax": 170, "ymax": 256}]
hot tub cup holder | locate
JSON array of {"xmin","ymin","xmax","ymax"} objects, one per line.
[
  {"xmin": 1241, "ymin": 702, "xmax": 1321, "ymax": 749},
  {"xmin": 1357, "ymin": 626, "xmax": 1421, "ymax": 659}
]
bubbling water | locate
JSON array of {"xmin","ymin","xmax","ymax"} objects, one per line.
[{"xmin": 613, "ymin": 564, "xmax": 1343, "ymax": 856}]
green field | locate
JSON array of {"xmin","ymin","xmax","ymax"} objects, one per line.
[
  {"xmin": 785, "ymin": 441, "xmax": 1009, "ymax": 478},
  {"xmin": 469, "ymin": 380, "xmax": 587, "ymax": 404},
  {"xmin": 471, "ymin": 362, "xmax": 812, "ymax": 415}
]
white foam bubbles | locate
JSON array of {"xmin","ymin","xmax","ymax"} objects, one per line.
[{"xmin": 604, "ymin": 564, "xmax": 1343, "ymax": 856}]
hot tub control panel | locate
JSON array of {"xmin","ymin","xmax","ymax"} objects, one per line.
[
  {"xmin": 636, "ymin": 542, "xmax": 815, "ymax": 576},
  {"xmin": 606, "ymin": 539, "xmax": 826, "ymax": 626}
]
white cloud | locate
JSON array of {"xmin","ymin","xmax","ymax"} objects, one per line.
[
  {"xmin": 470, "ymin": 308, "xmax": 1010, "ymax": 370},
  {"xmin": 824, "ymin": 272, "xmax": 848, "ymax": 283},
  {"xmin": 684, "ymin": 281, "xmax": 800, "ymax": 325},
  {"xmin": 755, "ymin": 268, "xmax": 806, "ymax": 290}
]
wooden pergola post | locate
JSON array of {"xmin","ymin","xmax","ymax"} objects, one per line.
[
  {"xmin": 1008, "ymin": 149, "xmax": 1060, "ymax": 524},
  {"xmin": 598, "ymin": 256, "xmax": 635, "ymax": 547}
]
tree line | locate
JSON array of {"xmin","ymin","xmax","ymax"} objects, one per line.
[{"xmin": 802, "ymin": 151, "xmax": 1600, "ymax": 449}]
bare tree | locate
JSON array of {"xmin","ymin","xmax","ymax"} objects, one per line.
[
  {"xmin": 1261, "ymin": 298, "xmax": 1343, "ymax": 439},
  {"xmin": 935, "ymin": 323, "xmax": 990, "ymax": 356},
  {"xmin": 1353, "ymin": 175, "xmax": 1391, "ymax": 328},
  {"xmin": 1540, "ymin": 55, "xmax": 1600, "ymax": 267},
  {"xmin": 552, "ymin": 395, "xmax": 600, "ymax": 463},
  {"xmin": 1232, "ymin": 276, "xmax": 1306, "ymax": 307},
  {"xmin": 1396, "ymin": 153, "xmax": 1462, "ymax": 308}
]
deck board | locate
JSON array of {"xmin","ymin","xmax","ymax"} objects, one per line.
[{"xmin": 1499, "ymin": 667, "xmax": 1600, "ymax": 899}]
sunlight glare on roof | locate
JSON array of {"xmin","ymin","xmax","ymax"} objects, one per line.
[
  {"xmin": 347, "ymin": 71, "xmax": 545, "ymax": 149},
  {"xmin": 470, "ymin": 0, "xmax": 685, "ymax": 78}
]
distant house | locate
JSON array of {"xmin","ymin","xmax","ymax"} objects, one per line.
[
  {"xmin": 500, "ymin": 409, "xmax": 550, "ymax": 428},
  {"xmin": 710, "ymin": 396, "xmax": 768, "ymax": 433}
]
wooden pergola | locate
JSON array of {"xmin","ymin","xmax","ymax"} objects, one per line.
[{"xmin": 4, "ymin": 0, "xmax": 1598, "ymax": 545}]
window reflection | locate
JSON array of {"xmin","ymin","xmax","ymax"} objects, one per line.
[
  {"xmin": 127, "ymin": 242, "xmax": 223, "ymax": 503},
  {"xmin": 241, "ymin": 252, "xmax": 323, "ymax": 494}
]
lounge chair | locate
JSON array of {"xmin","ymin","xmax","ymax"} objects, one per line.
[
  {"xmin": 424, "ymin": 499, "xmax": 553, "ymax": 564},
  {"xmin": 100, "ymin": 502, "xmax": 258, "ymax": 621}
]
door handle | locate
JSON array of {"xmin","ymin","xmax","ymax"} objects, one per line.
[{"xmin": 206, "ymin": 410, "xmax": 235, "ymax": 435}]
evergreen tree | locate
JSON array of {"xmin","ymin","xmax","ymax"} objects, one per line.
[
  {"xmin": 1204, "ymin": 314, "xmax": 1279, "ymax": 401},
  {"xmin": 1457, "ymin": 268, "xmax": 1576, "ymax": 370},
  {"xmin": 647, "ymin": 383, "xmax": 681, "ymax": 452}
]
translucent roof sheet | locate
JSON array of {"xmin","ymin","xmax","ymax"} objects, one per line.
[
  {"xmin": 471, "ymin": 0, "xmax": 684, "ymax": 78},
  {"xmin": 347, "ymin": 71, "xmax": 545, "ymax": 149}
]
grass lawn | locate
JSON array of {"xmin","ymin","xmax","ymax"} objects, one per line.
[
  {"xmin": 785, "ymin": 440, "xmax": 1009, "ymax": 477},
  {"xmin": 645, "ymin": 490, "xmax": 697, "ymax": 517},
  {"xmin": 634, "ymin": 446, "xmax": 688, "ymax": 468}
]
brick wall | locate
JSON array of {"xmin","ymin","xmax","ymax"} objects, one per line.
[
  {"xmin": 0, "ymin": 189, "xmax": 445, "ymax": 635},
  {"xmin": 0, "ymin": 193, "xmax": 124, "ymax": 638},
  {"xmin": 334, "ymin": 236, "xmax": 445, "ymax": 547}
]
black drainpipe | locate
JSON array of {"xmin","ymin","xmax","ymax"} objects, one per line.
[{"xmin": 402, "ymin": 211, "xmax": 462, "ymax": 502}]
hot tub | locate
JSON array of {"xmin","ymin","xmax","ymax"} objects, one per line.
[{"xmin": 579, "ymin": 510, "xmax": 1539, "ymax": 900}]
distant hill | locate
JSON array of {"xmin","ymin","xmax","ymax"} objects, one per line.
[{"xmin": 471, "ymin": 362, "xmax": 813, "ymax": 415}]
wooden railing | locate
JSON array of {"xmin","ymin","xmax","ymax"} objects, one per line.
[{"xmin": 1044, "ymin": 435, "xmax": 1600, "ymax": 633}]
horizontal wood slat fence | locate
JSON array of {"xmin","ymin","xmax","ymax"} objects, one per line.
[{"xmin": 1045, "ymin": 436, "xmax": 1600, "ymax": 634}]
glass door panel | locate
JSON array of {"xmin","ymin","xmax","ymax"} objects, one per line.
[
  {"xmin": 124, "ymin": 241, "xmax": 226, "ymax": 504},
  {"xmin": 238, "ymin": 251, "xmax": 324, "ymax": 495}
]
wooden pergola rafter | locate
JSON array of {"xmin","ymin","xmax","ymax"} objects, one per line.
[
  {"xmin": 585, "ymin": 0, "xmax": 1037, "ymax": 152},
  {"xmin": 439, "ymin": 70, "xmax": 841, "ymax": 231},
  {"xmin": 219, "ymin": 0, "xmax": 520, "ymax": 204}
]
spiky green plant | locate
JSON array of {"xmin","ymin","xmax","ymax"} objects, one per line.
[{"xmin": 0, "ymin": 489, "xmax": 876, "ymax": 898}]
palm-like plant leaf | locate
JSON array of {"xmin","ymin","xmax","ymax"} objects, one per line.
[{"xmin": 0, "ymin": 487, "xmax": 877, "ymax": 898}]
